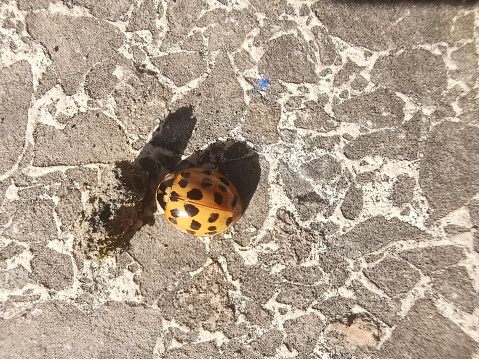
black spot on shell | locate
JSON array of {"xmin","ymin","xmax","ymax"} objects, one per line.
[
  {"xmin": 178, "ymin": 179, "xmax": 188, "ymax": 188},
  {"xmin": 208, "ymin": 226, "xmax": 216, "ymax": 231},
  {"xmin": 206, "ymin": 231, "xmax": 217, "ymax": 235},
  {"xmin": 170, "ymin": 191, "xmax": 180, "ymax": 202},
  {"xmin": 190, "ymin": 220, "xmax": 201, "ymax": 230},
  {"xmin": 219, "ymin": 185, "xmax": 227, "ymax": 192},
  {"xmin": 208, "ymin": 213, "xmax": 219, "ymax": 223},
  {"xmin": 231, "ymin": 196, "xmax": 237, "ymax": 208},
  {"xmin": 201, "ymin": 177, "xmax": 213, "ymax": 188},
  {"xmin": 158, "ymin": 182, "xmax": 167, "ymax": 193},
  {"xmin": 184, "ymin": 204, "xmax": 199, "ymax": 217},
  {"xmin": 214, "ymin": 193, "xmax": 223, "ymax": 205},
  {"xmin": 157, "ymin": 193, "xmax": 167, "ymax": 210},
  {"xmin": 226, "ymin": 217, "xmax": 233, "ymax": 226},
  {"xmin": 187, "ymin": 188, "xmax": 203, "ymax": 200},
  {"xmin": 168, "ymin": 217, "xmax": 177, "ymax": 224},
  {"xmin": 181, "ymin": 171, "xmax": 191, "ymax": 178},
  {"xmin": 170, "ymin": 209, "xmax": 180, "ymax": 217},
  {"xmin": 219, "ymin": 177, "xmax": 230, "ymax": 186},
  {"xmin": 202, "ymin": 170, "xmax": 212, "ymax": 175},
  {"xmin": 164, "ymin": 178, "xmax": 174, "ymax": 188},
  {"xmin": 186, "ymin": 230, "xmax": 196, "ymax": 235}
]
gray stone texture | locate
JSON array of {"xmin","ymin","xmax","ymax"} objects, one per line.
[
  {"xmin": 431, "ymin": 266, "xmax": 478, "ymax": 314},
  {"xmin": 162, "ymin": 0, "xmax": 207, "ymax": 49},
  {"xmin": 198, "ymin": 9, "xmax": 256, "ymax": 52},
  {"xmin": 0, "ymin": 61, "xmax": 32, "ymax": 174},
  {"xmin": 243, "ymin": 99, "xmax": 281, "ymax": 146},
  {"xmin": 469, "ymin": 199, "xmax": 479, "ymax": 227},
  {"xmin": 26, "ymin": 13, "xmax": 124, "ymax": 95},
  {"xmin": 180, "ymin": 53, "xmax": 246, "ymax": 149},
  {"xmin": 379, "ymin": 299, "xmax": 477, "ymax": 359},
  {"xmin": 33, "ymin": 111, "xmax": 130, "ymax": 166},
  {"xmin": 4, "ymin": 198, "xmax": 57, "ymax": 244},
  {"xmin": 31, "ymin": 248, "xmax": 74, "ymax": 291},
  {"xmin": 258, "ymin": 209, "xmax": 318, "ymax": 269},
  {"xmin": 113, "ymin": 76, "xmax": 170, "ymax": 150},
  {"xmin": 259, "ymin": 34, "xmax": 318, "ymax": 84},
  {"xmin": 1, "ymin": 1, "xmax": 478, "ymax": 358},
  {"xmin": 391, "ymin": 174, "xmax": 416, "ymax": 207},
  {"xmin": 73, "ymin": 0, "xmax": 132, "ymax": 21},
  {"xmin": 152, "ymin": 52, "xmax": 207, "ymax": 87},
  {"xmin": 127, "ymin": 0, "xmax": 163, "ymax": 36},
  {"xmin": 250, "ymin": 329, "xmax": 283, "ymax": 357},
  {"xmin": 312, "ymin": 2, "xmax": 460, "ymax": 51},
  {"xmin": 341, "ymin": 185, "xmax": 363, "ymax": 220},
  {"xmin": 335, "ymin": 88, "xmax": 404, "ymax": 129},
  {"xmin": 400, "ymin": 245, "xmax": 466, "ymax": 275},
  {"xmin": 129, "ymin": 222, "xmax": 208, "ymax": 302},
  {"xmin": 84, "ymin": 56, "xmax": 124, "ymax": 99},
  {"xmin": 371, "ymin": 49, "xmax": 447, "ymax": 101},
  {"xmin": 0, "ymin": 301, "xmax": 165, "ymax": 358},
  {"xmin": 363, "ymin": 257, "xmax": 420, "ymax": 297},
  {"xmin": 294, "ymin": 101, "xmax": 337, "ymax": 132},
  {"xmin": 344, "ymin": 114, "xmax": 422, "ymax": 161},
  {"xmin": 283, "ymin": 313, "xmax": 325, "ymax": 356},
  {"xmin": 220, "ymin": 153, "xmax": 268, "ymax": 247},
  {"xmin": 333, "ymin": 216, "xmax": 431, "ymax": 259},
  {"xmin": 419, "ymin": 122, "xmax": 479, "ymax": 221}
]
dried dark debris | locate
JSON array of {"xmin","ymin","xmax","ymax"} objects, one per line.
[{"xmin": 87, "ymin": 160, "xmax": 153, "ymax": 258}]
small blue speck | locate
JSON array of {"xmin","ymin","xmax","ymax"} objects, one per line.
[{"xmin": 256, "ymin": 78, "xmax": 270, "ymax": 89}]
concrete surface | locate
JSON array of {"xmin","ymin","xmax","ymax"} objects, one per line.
[{"xmin": 0, "ymin": 0, "xmax": 478, "ymax": 358}]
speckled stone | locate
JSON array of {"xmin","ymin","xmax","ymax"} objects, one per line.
[
  {"xmin": 363, "ymin": 257, "xmax": 421, "ymax": 297},
  {"xmin": 390, "ymin": 174, "xmax": 416, "ymax": 207},
  {"xmin": 73, "ymin": 0, "xmax": 132, "ymax": 21},
  {"xmin": 312, "ymin": 1, "xmax": 458, "ymax": 51},
  {"xmin": 400, "ymin": 245, "xmax": 466, "ymax": 275},
  {"xmin": 2, "ymin": 1, "xmax": 478, "ymax": 357},
  {"xmin": 259, "ymin": 34, "xmax": 318, "ymax": 84},
  {"xmin": 371, "ymin": 49, "xmax": 447, "ymax": 101},
  {"xmin": 31, "ymin": 248, "xmax": 74, "ymax": 291},
  {"xmin": 379, "ymin": 299, "xmax": 477, "ymax": 359},
  {"xmin": 243, "ymin": 99, "xmax": 281, "ymax": 146},
  {"xmin": 151, "ymin": 52, "xmax": 207, "ymax": 87},
  {"xmin": 431, "ymin": 266, "xmax": 478, "ymax": 314},
  {"xmin": 0, "ymin": 301, "xmax": 165, "ymax": 358},
  {"xmin": 334, "ymin": 216, "xmax": 431, "ymax": 259},
  {"xmin": 283, "ymin": 313, "xmax": 325, "ymax": 356},
  {"xmin": 181, "ymin": 53, "xmax": 246, "ymax": 149},
  {"xmin": 0, "ymin": 61, "xmax": 32, "ymax": 174},
  {"xmin": 419, "ymin": 121, "xmax": 479, "ymax": 222},
  {"xmin": 344, "ymin": 114, "xmax": 422, "ymax": 161},
  {"xmin": 341, "ymin": 185, "xmax": 363, "ymax": 220},
  {"xmin": 26, "ymin": 13, "xmax": 124, "ymax": 95},
  {"xmin": 335, "ymin": 88, "xmax": 404, "ymax": 129},
  {"xmin": 33, "ymin": 111, "xmax": 130, "ymax": 166}
]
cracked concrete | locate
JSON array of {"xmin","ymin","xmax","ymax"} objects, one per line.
[{"xmin": 0, "ymin": 0, "xmax": 478, "ymax": 358}]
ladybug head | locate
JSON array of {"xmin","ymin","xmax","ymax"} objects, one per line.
[{"xmin": 156, "ymin": 173, "xmax": 175, "ymax": 214}]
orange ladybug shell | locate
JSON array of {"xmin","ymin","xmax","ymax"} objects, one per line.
[{"xmin": 156, "ymin": 168, "xmax": 242, "ymax": 236}]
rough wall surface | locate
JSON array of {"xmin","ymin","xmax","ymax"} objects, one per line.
[{"xmin": 0, "ymin": 1, "xmax": 478, "ymax": 358}]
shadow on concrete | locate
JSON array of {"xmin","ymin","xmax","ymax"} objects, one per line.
[
  {"xmin": 89, "ymin": 106, "xmax": 260, "ymax": 257},
  {"xmin": 330, "ymin": 0, "xmax": 475, "ymax": 5},
  {"xmin": 175, "ymin": 140, "xmax": 261, "ymax": 212}
]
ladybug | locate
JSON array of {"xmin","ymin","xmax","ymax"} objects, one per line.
[{"xmin": 156, "ymin": 168, "xmax": 242, "ymax": 236}]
